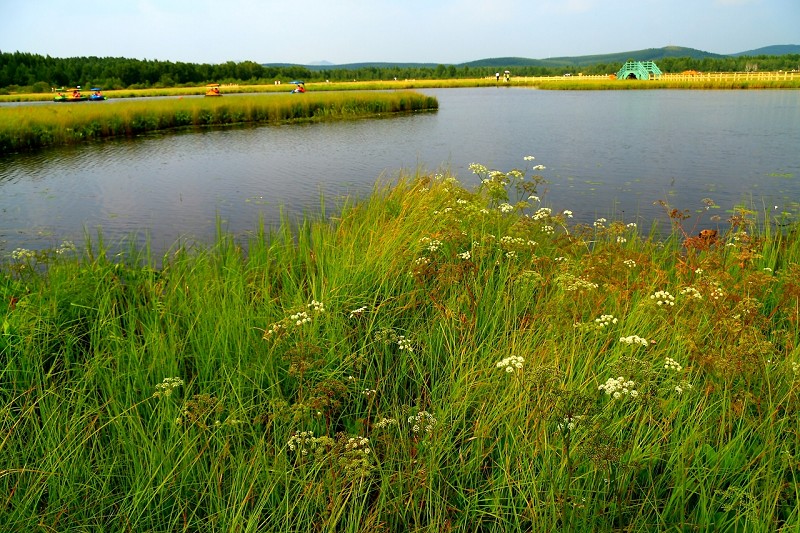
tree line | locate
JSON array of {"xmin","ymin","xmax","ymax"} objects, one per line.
[{"xmin": 1, "ymin": 51, "xmax": 798, "ymax": 93}]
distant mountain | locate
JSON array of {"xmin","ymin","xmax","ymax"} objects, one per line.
[
  {"xmin": 729, "ymin": 44, "xmax": 800, "ymax": 57},
  {"xmin": 461, "ymin": 46, "xmax": 726, "ymax": 68},
  {"xmin": 264, "ymin": 45, "xmax": 799, "ymax": 70}
]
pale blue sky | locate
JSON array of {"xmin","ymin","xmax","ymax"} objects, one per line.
[{"xmin": 2, "ymin": 0, "xmax": 797, "ymax": 65}]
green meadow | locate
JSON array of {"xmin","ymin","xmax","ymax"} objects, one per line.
[
  {"xmin": 2, "ymin": 161, "xmax": 799, "ymax": 531},
  {"xmin": 0, "ymin": 91, "xmax": 438, "ymax": 153}
]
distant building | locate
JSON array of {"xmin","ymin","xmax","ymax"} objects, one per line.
[{"xmin": 616, "ymin": 61, "xmax": 663, "ymax": 80}]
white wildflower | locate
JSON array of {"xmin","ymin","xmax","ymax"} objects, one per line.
[
  {"xmin": 496, "ymin": 355, "xmax": 525, "ymax": 372},
  {"xmin": 664, "ymin": 357, "xmax": 683, "ymax": 372},
  {"xmin": 599, "ymin": 376, "xmax": 638, "ymax": 399},
  {"xmin": 619, "ymin": 335, "xmax": 649, "ymax": 347},
  {"xmin": 651, "ymin": 290, "xmax": 675, "ymax": 306}
]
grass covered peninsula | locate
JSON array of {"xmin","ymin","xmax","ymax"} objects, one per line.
[
  {"xmin": 0, "ymin": 91, "xmax": 437, "ymax": 154},
  {"xmin": 2, "ymin": 161, "xmax": 799, "ymax": 531}
]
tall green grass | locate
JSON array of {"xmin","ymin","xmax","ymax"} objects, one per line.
[
  {"xmin": 0, "ymin": 91, "xmax": 438, "ymax": 153},
  {"xmin": 2, "ymin": 163, "xmax": 800, "ymax": 531}
]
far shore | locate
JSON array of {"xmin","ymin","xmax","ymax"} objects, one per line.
[{"xmin": 1, "ymin": 71, "xmax": 798, "ymax": 103}]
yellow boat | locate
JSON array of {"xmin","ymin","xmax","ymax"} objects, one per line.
[{"xmin": 205, "ymin": 83, "xmax": 222, "ymax": 97}]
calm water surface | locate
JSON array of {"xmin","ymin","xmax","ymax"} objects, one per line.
[{"xmin": 1, "ymin": 88, "xmax": 798, "ymax": 255}]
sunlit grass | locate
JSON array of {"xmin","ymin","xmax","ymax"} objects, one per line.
[
  {"xmin": 0, "ymin": 91, "xmax": 438, "ymax": 153},
  {"xmin": 2, "ymin": 161, "xmax": 800, "ymax": 531}
]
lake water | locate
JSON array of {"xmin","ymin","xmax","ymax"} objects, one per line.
[{"xmin": 1, "ymin": 88, "xmax": 799, "ymax": 256}]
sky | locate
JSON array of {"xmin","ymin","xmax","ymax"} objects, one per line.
[{"xmin": 1, "ymin": 0, "xmax": 798, "ymax": 65}]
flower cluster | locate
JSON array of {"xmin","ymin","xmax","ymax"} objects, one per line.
[
  {"xmin": 408, "ymin": 411, "xmax": 437, "ymax": 435},
  {"xmin": 264, "ymin": 322, "xmax": 286, "ymax": 337},
  {"xmin": 286, "ymin": 431, "xmax": 334, "ymax": 457},
  {"xmin": 496, "ymin": 355, "xmax": 525, "ymax": 373},
  {"xmin": 308, "ymin": 300, "xmax": 325, "ymax": 313},
  {"xmin": 340, "ymin": 436, "xmax": 373, "ymax": 477},
  {"xmin": 500, "ymin": 236, "xmax": 528, "ymax": 246},
  {"xmin": 598, "ymin": 376, "xmax": 639, "ymax": 399},
  {"xmin": 651, "ymin": 290, "xmax": 675, "ymax": 306},
  {"xmin": 664, "ymin": 357, "xmax": 683, "ymax": 372},
  {"xmin": 374, "ymin": 417, "xmax": 399, "ymax": 429},
  {"xmin": 557, "ymin": 415, "xmax": 584, "ymax": 432},
  {"xmin": 532, "ymin": 207, "xmax": 552, "ymax": 221},
  {"xmin": 154, "ymin": 377, "xmax": 184, "ymax": 398},
  {"xmin": 264, "ymin": 300, "xmax": 326, "ymax": 339},
  {"xmin": 344, "ymin": 436, "xmax": 371, "ymax": 453},
  {"xmin": 594, "ymin": 218, "xmax": 608, "ymax": 229},
  {"xmin": 290, "ymin": 311, "xmax": 312, "ymax": 326},
  {"xmin": 619, "ymin": 335, "xmax": 649, "ymax": 347},
  {"xmin": 420, "ymin": 237, "xmax": 443, "ymax": 252},
  {"xmin": 10, "ymin": 248, "xmax": 36, "ymax": 261},
  {"xmin": 680, "ymin": 286, "xmax": 703, "ymax": 299},
  {"xmin": 397, "ymin": 335, "xmax": 414, "ymax": 353},
  {"xmin": 56, "ymin": 240, "xmax": 77, "ymax": 255},
  {"xmin": 710, "ymin": 283, "xmax": 725, "ymax": 300},
  {"xmin": 349, "ymin": 305, "xmax": 368, "ymax": 318},
  {"xmin": 595, "ymin": 314, "xmax": 618, "ymax": 328},
  {"xmin": 623, "ymin": 259, "xmax": 637, "ymax": 268},
  {"xmin": 557, "ymin": 273, "xmax": 599, "ymax": 292},
  {"xmin": 468, "ymin": 162, "xmax": 489, "ymax": 175}
]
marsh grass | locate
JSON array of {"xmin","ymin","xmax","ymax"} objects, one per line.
[
  {"xmin": 3, "ymin": 71, "xmax": 797, "ymax": 104},
  {"xmin": 2, "ymin": 162, "xmax": 800, "ymax": 531},
  {"xmin": 0, "ymin": 91, "xmax": 438, "ymax": 153}
]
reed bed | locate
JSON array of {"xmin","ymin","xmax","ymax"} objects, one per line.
[
  {"xmin": 0, "ymin": 91, "xmax": 438, "ymax": 153},
  {"xmin": 2, "ymin": 160, "xmax": 799, "ymax": 531}
]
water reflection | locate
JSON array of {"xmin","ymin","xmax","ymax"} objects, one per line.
[{"xmin": 1, "ymin": 88, "xmax": 798, "ymax": 255}]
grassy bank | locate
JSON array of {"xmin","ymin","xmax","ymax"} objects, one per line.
[
  {"xmin": 0, "ymin": 91, "xmax": 438, "ymax": 153},
  {"xmin": 2, "ymin": 71, "xmax": 798, "ymax": 104},
  {"xmin": 2, "ymin": 161, "xmax": 799, "ymax": 531}
]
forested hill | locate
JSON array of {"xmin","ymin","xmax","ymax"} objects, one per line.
[
  {"xmin": 1, "ymin": 45, "xmax": 799, "ymax": 93},
  {"xmin": 0, "ymin": 53, "xmax": 312, "ymax": 93}
]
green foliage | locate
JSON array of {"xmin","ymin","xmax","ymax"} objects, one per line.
[{"xmin": 2, "ymin": 163, "xmax": 800, "ymax": 530}]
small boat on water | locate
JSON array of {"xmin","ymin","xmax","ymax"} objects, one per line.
[
  {"xmin": 54, "ymin": 87, "xmax": 88, "ymax": 102},
  {"xmin": 290, "ymin": 80, "xmax": 305, "ymax": 94},
  {"xmin": 205, "ymin": 83, "xmax": 222, "ymax": 96},
  {"xmin": 88, "ymin": 88, "xmax": 106, "ymax": 101}
]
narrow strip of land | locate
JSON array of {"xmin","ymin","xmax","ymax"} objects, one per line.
[{"xmin": 0, "ymin": 91, "xmax": 438, "ymax": 153}]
